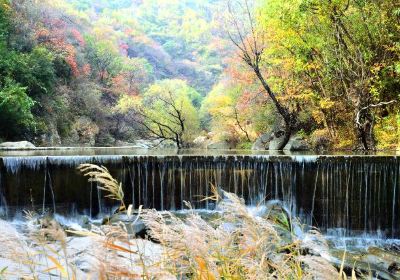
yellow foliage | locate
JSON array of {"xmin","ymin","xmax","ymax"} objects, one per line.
[
  {"xmin": 319, "ymin": 98, "xmax": 335, "ymax": 110},
  {"xmin": 115, "ymin": 95, "xmax": 142, "ymax": 112},
  {"xmin": 374, "ymin": 113, "xmax": 400, "ymax": 150},
  {"xmin": 312, "ymin": 110, "xmax": 325, "ymax": 125}
]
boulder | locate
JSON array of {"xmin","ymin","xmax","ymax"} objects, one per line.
[
  {"xmin": 268, "ymin": 131, "xmax": 286, "ymax": 150},
  {"xmin": 253, "ymin": 131, "xmax": 311, "ymax": 151},
  {"xmin": 193, "ymin": 136, "xmax": 210, "ymax": 149},
  {"xmin": 252, "ymin": 133, "xmax": 273, "ymax": 150},
  {"xmin": 284, "ymin": 136, "xmax": 310, "ymax": 151},
  {"xmin": 0, "ymin": 141, "xmax": 36, "ymax": 150},
  {"xmin": 134, "ymin": 139, "xmax": 156, "ymax": 149}
]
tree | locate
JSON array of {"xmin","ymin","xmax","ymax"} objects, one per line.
[
  {"xmin": 0, "ymin": 78, "xmax": 35, "ymax": 139},
  {"xmin": 118, "ymin": 79, "xmax": 201, "ymax": 148},
  {"xmin": 258, "ymin": 0, "xmax": 400, "ymax": 150},
  {"xmin": 225, "ymin": 0, "xmax": 299, "ymax": 150},
  {"xmin": 85, "ymin": 36, "xmax": 122, "ymax": 85},
  {"xmin": 201, "ymin": 81, "xmax": 257, "ymax": 143}
]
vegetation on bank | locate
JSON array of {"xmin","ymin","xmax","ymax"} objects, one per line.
[{"xmin": 0, "ymin": 0, "xmax": 399, "ymax": 150}]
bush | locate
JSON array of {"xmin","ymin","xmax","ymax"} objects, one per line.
[
  {"xmin": 310, "ymin": 129, "xmax": 333, "ymax": 152},
  {"xmin": 0, "ymin": 78, "xmax": 35, "ymax": 139},
  {"xmin": 236, "ymin": 141, "xmax": 252, "ymax": 150}
]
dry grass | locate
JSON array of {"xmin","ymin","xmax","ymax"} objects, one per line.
[
  {"xmin": 141, "ymin": 190, "xmax": 340, "ymax": 280},
  {"xmin": 0, "ymin": 164, "xmax": 345, "ymax": 279},
  {"xmin": 78, "ymin": 164, "xmax": 126, "ymax": 211}
]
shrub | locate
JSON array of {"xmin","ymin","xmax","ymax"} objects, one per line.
[
  {"xmin": 0, "ymin": 78, "xmax": 35, "ymax": 139},
  {"xmin": 310, "ymin": 129, "xmax": 333, "ymax": 152}
]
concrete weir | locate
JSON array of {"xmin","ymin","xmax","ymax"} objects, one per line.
[{"xmin": 0, "ymin": 153, "xmax": 399, "ymax": 238}]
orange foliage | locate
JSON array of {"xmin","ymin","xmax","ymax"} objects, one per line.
[
  {"xmin": 36, "ymin": 18, "xmax": 87, "ymax": 78},
  {"xmin": 70, "ymin": 28, "xmax": 85, "ymax": 47}
]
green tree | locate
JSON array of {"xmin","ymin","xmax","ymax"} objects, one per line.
[
  {"xmin": 0, "ymin": 78, "xmax": 35, "ymax": 139},
  {"xmin": 85, "ymin": 36, "xmax": 122, "ymax": 85},
  {"xmin": 118, "ymin": 79, "xmax": 201, "ymax": 148}
]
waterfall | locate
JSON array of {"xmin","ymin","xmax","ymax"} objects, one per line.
[
  {"xmin": 0, "ymin": 155, "xmax": 399, "ymax": 237},
  {"xmin": 0, "ymin": 171, "xmax": 8, "ymax": 218}
]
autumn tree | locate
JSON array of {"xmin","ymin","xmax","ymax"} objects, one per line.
[
  {"xmin": 118, "ymin": 79, "xmax": 201, "ymax": 148},
  {"xmin": 85, "ymin": 36, "xmax": 122, "ymax": 85},
  {"xmin": 258, "ymin": 0, "xmax": 400, "ymax": 150},
  {"xmin": 225, "ymin": 0, "xmax": 300, "ymax": 150}
]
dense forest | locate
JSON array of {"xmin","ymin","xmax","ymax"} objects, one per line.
[{"xmin": 0, "ymin": 0, "xmax": 399, "ymax": 150}]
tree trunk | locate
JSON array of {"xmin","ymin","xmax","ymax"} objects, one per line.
[
  {"xmin": 277, "ymin": 123, "xmax": 293, "ymax": 150},
  {"xmin": 357, "ymin": 120, "xmax": 375, "ymax": 151},
  {"xmin": 253, "ymin": 68, "xmax": 296, "ymax": 150}
]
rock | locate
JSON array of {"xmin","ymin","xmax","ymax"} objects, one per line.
[
  {"xmin": 268, "ymin": 131, "xmax": 286, "ymax": 150},
  {"xmin": 252, "ymin": 133, "xmax": 273, "ymax": 150},
  {"xmin": 192, "ymin": 136, "xmax": 212, "ymax": 149},
  {"xmin": 193, "ymin": 136, "xmax": 211, "ymax": 149},
  {"xmin": 284, "ymin": 136, "xmax": 310, "ymax": 151},
  {"xmin": 389, "ymin": 262, "xmax": 400, "ymax": 274},
  {"xmin": 107, "ymin": 213, "xmax": 151, "ymax": 239},
  {"xmin": 330, "ymin": 248, "xmax": 400, "ymax": 280},
  {"xmin": 253, "ymin": 131, "xmax": 311, "ymax": 151},
  {"xmin": 0, "ymin": 141, "xmax": 36, "ymax": 150},
  {"xmin": 207, "ymin": 140, "xmax": 234, "ymax": 150},
  {"xmin": 134, "ymin": 139, "xmax": 156, "ymax": 149}
]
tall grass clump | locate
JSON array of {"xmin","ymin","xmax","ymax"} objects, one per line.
[
  {"xmin": 76, "ymin": 164, "xmax": 340, "ymax": 279},
  {"xmin": 0, "ymin": 163, "xmax": 351, "ymax": 279}
]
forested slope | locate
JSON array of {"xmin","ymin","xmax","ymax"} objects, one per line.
[
  {"xmin": 0, "ymin": 0, "xmax": 229, "ymax": 146},
  {"xmin": 0, "ymin": 0, "xmax": 399, "ymax": 150}
]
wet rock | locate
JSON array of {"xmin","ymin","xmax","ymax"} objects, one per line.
[
  {"xmin": 330, "ymin": 248, "xmax": 400, "ymax": 280},
  {"xmin": 193, "ymin": 136, "xmax": 211, "ymax": 149},
  {"xmin": 367, "ymin": 247, "xmax": 400, "ymax": 276},
  {"xmin": 284, "ymin": 135, "xmax": 310, "ymax": 151},
  {"xmin": 268, "ymin": 131, "xmax": 287, "ymax": 150},
  {"xmin": 252, "ymin": 133, "xmax": 273, "ymax": 150},
  {"xmin": 0, "ymin": 141, "xmax": 36, "ymax": 150},
  {"xmin": 388, "ymin": 262, "xmax": 400, "ymax": 274},
  {"xmin": 107, "ymin": 213, "xmax": 151, "ymax": 239}
]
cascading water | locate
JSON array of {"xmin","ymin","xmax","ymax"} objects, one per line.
[{"xmin": 0, "ymin": 154, "xmax": 399, "ymax": 239}]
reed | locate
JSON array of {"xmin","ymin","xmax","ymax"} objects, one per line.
[
  {"xmin": 0, "ymin": 164, "xmax": 349, "ymax": 279},
  {"xmin": 78, "ymin": 164, "xmax": 126, "ymax": 211}
]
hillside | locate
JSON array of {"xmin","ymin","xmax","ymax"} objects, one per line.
[
  {"xmin": 0, "ymin": 0, "xmax": 231, "ymax": 146},
  {"xmin": 0, "ymin": 0, "xmax": 399, "ymax": 150}
]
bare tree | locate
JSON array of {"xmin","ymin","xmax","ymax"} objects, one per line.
[
  {"xmin": 225, "ymin": 0, "xmax": 298, "ymax": 150},
  {"xmin": 233, "ymin": 107, "xmax": 251, "ymax": 142},
  {"xmin": 135, "ymin": 92, "xmax": 186, "ymax": 149}
]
